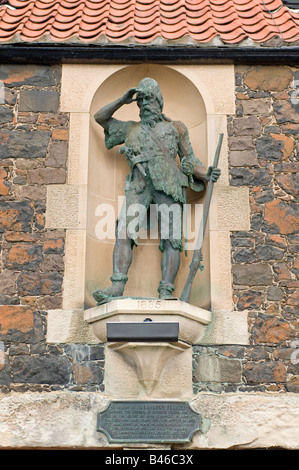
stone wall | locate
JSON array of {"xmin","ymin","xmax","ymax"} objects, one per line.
[
  {"xmin": 0, "ymin": 65, "xmax": 104, "ymax": 392},
  {"xmin": 0, "ymin": 63, "xmax": 298, "ymax": 398},
  {"xmin": 193, "ymin": 65, "xmax": 299, "ymax": 394}
]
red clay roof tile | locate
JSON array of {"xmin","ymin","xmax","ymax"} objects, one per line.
[{"xmin": 0, "ymin": 0, "xmax": 298, "ymax": 44}]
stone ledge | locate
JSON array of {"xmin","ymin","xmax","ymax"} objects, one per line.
[
  {"xmin": 1, "ymin": 391, "xmax": 299, "ymax": 449},
  {"xmin": 190, "ymin": 392, "xmax": 299, "ymax": 450},
  {"xmin": 0, "ymin": 391, "xmax": 109, "ymax": 449},
  {"xmin": 84, "ymin": 298, "xmax": 212, "ymax": 344},
  {"xmin": 47, "ymin": 307, "xmax": 249, "ymax": 346}
]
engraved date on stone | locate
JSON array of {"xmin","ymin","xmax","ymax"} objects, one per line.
[{"xmin": 138, "ymin": 300, "xmax": 162, "ymax": 309}]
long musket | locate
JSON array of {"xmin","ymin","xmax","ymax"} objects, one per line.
[{"xmin": 180, "ymin": 133, "xmax": 223, "ymax": 303}]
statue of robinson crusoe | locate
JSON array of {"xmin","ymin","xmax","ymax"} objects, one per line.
[{"xmin": 93, "ymin": 78, "xmax": 221, "ymax": 304}]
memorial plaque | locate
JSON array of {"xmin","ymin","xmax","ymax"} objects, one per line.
[{"xmin": 97, "ymin": 401, "xmax": 201, "ymax": 443}]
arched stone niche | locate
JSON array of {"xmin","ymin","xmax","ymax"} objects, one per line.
[
  {"xmin": 47, "ymin": 62, "xmax": 250, "ymax": 345},
  {"xmin": 86, "ymin": 64, "xmax": 210, "ymax": 309}
]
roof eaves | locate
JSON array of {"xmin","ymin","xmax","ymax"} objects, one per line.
[{"xmin": 0, "ymin": 40, "xmax": 298, "ymax": 65}]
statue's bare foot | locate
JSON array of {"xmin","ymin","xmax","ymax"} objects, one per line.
[
  {"xmin": 92, "ymin": 287, "xmax": 121, "ymax": 304},
  {"xmin": 93, "ymin": 274, "xmax": 128, "ymax": 305},
  {"xmin": 159, "ymin": 292, "xmax": 176, "ymax": 300},
  {"xmin": 158, "ymin": 281, "xmax": 176, "ymax": 300}
]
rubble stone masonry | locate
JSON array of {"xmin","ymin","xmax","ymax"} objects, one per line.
[
  {"xmin": 0, "ymin": 63, "xmax": 298, "ymax": 396},
  {"xmin": 0, "ymin": 65, "xmax": 104, "ymax": 392},
  {"xmin": 194, "ymin": 65, "xmax": 299, "ymax": 394}
]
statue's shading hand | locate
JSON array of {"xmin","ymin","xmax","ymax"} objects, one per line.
[{"xmin": 122, "ymin": 88, "xmax": 137, "ymax": 104}]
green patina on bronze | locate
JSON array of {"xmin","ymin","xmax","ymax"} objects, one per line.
[
  {"xmin": 92, "ymin": 78, "xmax": 221, "ymax": 305},
  {"xmin": 97, "ymin": 400, "xmax": 203, "ymax": 443}
]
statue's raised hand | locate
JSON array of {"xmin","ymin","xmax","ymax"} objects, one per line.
[{"xmin": 122, "ymin": 88, "xmax": 137, "ymax": 104}]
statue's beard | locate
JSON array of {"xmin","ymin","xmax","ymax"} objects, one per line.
[{"xmin": 140, "ymin": 107, "xmax": 163, "ymax": 127}]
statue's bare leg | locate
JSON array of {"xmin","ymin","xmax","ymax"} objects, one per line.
[
  {"xmin": 92, "ymin": 236, "xmax": 133, "ymax": 304},
  {"xmin": 158, "ymin": 240, "xmax": 180, "ymax": 299},
  {"xmin": 113, "ymin": 237, "xmax": 133, "ymax": 276}
]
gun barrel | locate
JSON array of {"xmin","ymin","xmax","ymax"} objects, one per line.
[{"xmin": 180, "ymin": 133, "xmax": 223, "ymax": 304}]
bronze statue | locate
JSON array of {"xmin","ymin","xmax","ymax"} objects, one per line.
[{"xmin": 93, "ymin": 78, "xmax": 221, "ymax": 304}]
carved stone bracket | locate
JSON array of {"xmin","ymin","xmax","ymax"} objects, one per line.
[
  {"xmin": 108, "ymin": 341, "xmax": 189, "ymax": 396},
  {"xmin": 84, "ymin": 298, "xmax": 212, "ymax": 398}
]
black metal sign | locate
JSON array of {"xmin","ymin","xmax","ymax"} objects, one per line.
[{"xmin": 106, "ymin": 321, "xmax": 179, "ymax": 342}]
